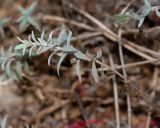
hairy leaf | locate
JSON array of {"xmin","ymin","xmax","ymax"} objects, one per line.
[
  {"xmin": 92, "ymin": 61, "xmax": 99, "ymax": 83},
  {"xmin": 15, "ymin": 43, "xmax": 28, "ymax": 50},
  {"xmin": 74, "ymin": 50, "xmax": 90, "ymax": 61},
  {"xmin": 17, "ymin": 2, "xmax": 39, "ymax": 31},
  {"xmin": 144, "ymin": 0, "xmax": 152, "ymax": 10},
  {"xmin": 16, "ymin": 61, "xmax": 22, "ymax": 79},
  {"xmin": 115, "ymin": 14, "xmax": 130, "ymax": 23},
  {"xmin": 57, "ymin": 27, "xmax": 67, "ymax": 45},
  {"xmin": 6, "ymin": 59, "xmax": 14, "ymax": 77},
  {"xmin": 28, "ymin": 17, "xmax": 40, "ymax": 31},
  {"xmin": 19, "ymin": 19, "xmax": 28, "ymax": 32},
  {"xmin": 28, "ymin": 2, "xmax": 37, "ymax": 14},
  {"xmin": 47, "ymin": 31, "xmax": 54, "ymax": 42},
  {"xmin": 48, "ymin": 51, "xmax": 57, "ymax": 66},
  {"xmin": 1, "ymin": 61, "xmax": 6, "ymax": 71},
  {"xmin": 61, "ymin": 45, "xmax": 77, "ymax": 53},
  {"xmin": 76, "ymin": 59, "xmax": 81, "ymax": 82},
  {"xmin": 57, "ymin": 53, "xmax": 67, "ymax": 76},
  {"xmin": 67, "ymin": 31, "xmax": 72, "ymax": 46},
  {"xmin": 138, "ymin": 17, "xmax": 145, "ymax": 28}
]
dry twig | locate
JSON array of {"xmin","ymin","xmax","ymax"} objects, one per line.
[{"xmin": 109, "ymin": 54, "xmax": 120, "ymax": 128}]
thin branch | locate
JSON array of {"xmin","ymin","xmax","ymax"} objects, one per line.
[
  {"xmin": 71, "ymin": 32, "xmax": 101, "ymax": 41},
  {"xmin": 120, "ymin": 0, "xmax": 136, "ymax": 14},
  {"xmin": 75, "ymin": 92, "xmax": 90, "ymax": 128},
  {"xmin": 109, "ymin": 54, "xmax": 120, "ymax": 128},
  {"xmin": 145, "ymin": 67, "xmax": 159, "ymax": 128},
  {"xmin": 97, "ymin": 58, "xmax": 160, "ymax": 72},
  {"xmin": 118, "ymin": 28, "xmax": 131, "ymax": 128},
  {"xmin": 64, "ymin": 1, "xmax": 155, "ymax": 61},
  {"xmin": 122, "ymin": 26, "xmax": 160, "ymax": 35},
  {"xmin": 38, "ymin": 14, "xmax": 95, "ymax": 31}
]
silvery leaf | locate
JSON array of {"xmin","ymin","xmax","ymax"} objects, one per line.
[
  {"xmin": 92, "ymin": 61, "xmax": 99, "ymax": 83},
  {"xmin": 57, "ymin": 53, "xmax": 67, "ymax": 76}
]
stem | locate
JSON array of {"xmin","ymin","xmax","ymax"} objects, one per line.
[
  {"xmin": 75, "ymin": 92, "xmax": 90, "ymax": 128},
  {"xmin": 145, "ymin": 112, "xmax": 151, "ymax": 128},
  {"xmin": 145, "ymin": 67, "xmax": 159, "ymax": 128},
  {"xmin": 109, "ymin": 54, "xmax": 120, "ymax": 128},
  {"xmin": 118, "ymin": 29, "xmax": 131, "ymax": 128}
]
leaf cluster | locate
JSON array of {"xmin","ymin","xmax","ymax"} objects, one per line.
[
  {"xmin": 15, "ymin": 26, "xmax": 103, "ymax": 83},
  {"xmin": 17, "ymin": 2, "xmax": 40, "ymax": 32},
  {"xmin": 115, "ymin": 0, "xmax": 160, "ymax": 28},
  {"xmin": 0, "ymin": 46, "xmax": 27, "ymax": 80}
]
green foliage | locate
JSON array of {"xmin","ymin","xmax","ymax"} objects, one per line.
[
  {"xmin": 115, "ymin": 0, "xmax": 160, "ymax": 28},
  {"xmin": 115, "ymin": 13, "xmax": 131, "ymax": 23},
  {"xmin": 132, "ymin": 0, "xmax": 152, "ymax": 28},
  {"xmin": 17, "ymin": 2, "xmax": 40, "ymax": 32},
  {"xmin": 0, "ymin": 46, "xmax": 26, "ymax": 80},
  {"xmin": 86, "ymin": 47, "xmax": 102, "ymax": 83},
  {"xmin": 15, "ymin": 26, "xmax": 104, "ymax": 83}
]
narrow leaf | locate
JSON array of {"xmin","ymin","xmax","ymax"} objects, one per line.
[
  {"xmin": 115, "ymin": 14, "xmax": 129, "ymax": 23},
  {"xmin": 57, "ymin": 27, "xmax": 67, "ymax": 45},
  {"xmin": 92, "ymin": 61, "xmax": 99, "ymax": 83},
  {"xmin": 41, "ymin": 30, "xmax": 45, "ymax": 40},
  {"xmin": 15, "ymin": 43, "xmax": 27, "ymax": 50},
  {"xmin": 141, "ymin": 7, "xmax": 151, "ymax": 16},
  {"xmin": 67, "ymin": 31, "xmax": 72, "ymax": 46},
  {"xmin": 8, "ymin": 46, "xmax": 13, "ymax": 57},
  {"xmin": 6, "ymin": 59, "xmax": 13, "ymax": 77},
  {"xmin": 76, "ymin": 59, "xmax": 81, "ymax": 83},
  {"xmin": 57, "ymin": 53, "xmax": 67, "ymax": 76},
  {"xmin": 28, "ymin": 2, "xmax": 37, "ymax": 14},
  {"xmin": 144, "ymin": 0, "xmax": 152, "ymax": 9},
  {"xmin": 29, "ymin": 44, "xmax": 37, "ymax": 57},
  {"xmin": 17, "ymin": 16, "xmax": 25, "ymax": 23},
  {"xmin": 21, "ymin": 43, "xmax": 33, "ymax": 55},
  {"xmin": 74, "ymin": 50, "xmax": 90, "ymax": 61},
  {"xmin": 28, "ymin": 17, "xmax": 40, "ymax": 31},
  {"xmin": 138, "ymin": 17, "xmax": 145, "ymax": 28},
  {"xmin": 15, "ymin": 61, "xmax": 22, "ymax": 79},
  {"xmin": 39, "ymin": 47, "xmax": 51, "ymax": 54},
  {"xmin": 61, "ymin": 45, "xmax": 77, "ymax": 53},
  {"xmin": 31, "ymin": 31, "xmax": 37, "ymax": 42},
  {"xmin": 47, "ymin": 31, "xmax": 54, "ymax": 42},
  {"xmin": 19, "ymin": 19, "xmax": 28, "ymax": 32},
  {"xmin": 18, "ymin": 5, "xmax": 25, "ymax": 13},
  {"xmin": 37, "ymin": 38, "xmax": 47, "ymax": 46},
  {"xmin": 48, "ymin": 51, "xmax": 57, "ymax": 66}
]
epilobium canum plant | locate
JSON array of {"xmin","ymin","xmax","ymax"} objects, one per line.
[
  {"xmin": 0, "ymin": 46, "xmax": 29, "ymax": 80},
  {"xmin": 17, "ymin": 2, "xmax": 40, "ymax": 32},
  {"xmin": 15, "ymin": 26, "xmax": 103, "ymax": 83},
  {"xmin": 116, "ymin": 0, "xmax": 160, "ymax": 28}
]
